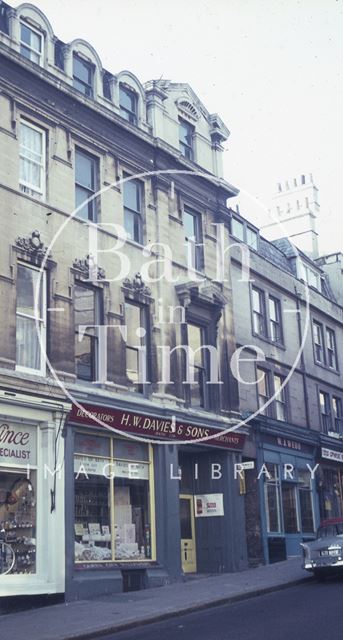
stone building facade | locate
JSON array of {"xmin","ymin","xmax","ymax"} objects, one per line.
[{"xmin": 0, "ymin": 1, "xmax": 248, "ymax": 600}]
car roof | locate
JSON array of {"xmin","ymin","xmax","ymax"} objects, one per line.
[{"xmin": 320, "ymin": 518, "xmax": 343, "ymax": 527}]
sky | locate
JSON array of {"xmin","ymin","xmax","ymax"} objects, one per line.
[{"xmin": 16, "ymin": 0, "xmax": 343, "ymax": 254}]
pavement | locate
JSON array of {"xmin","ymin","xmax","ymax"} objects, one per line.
[{"xmin": 0, "ymin": 558, "xmax": 311, "ymax": 640}]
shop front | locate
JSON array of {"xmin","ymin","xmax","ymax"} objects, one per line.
[
  {"xmin": 65, "ymin": 401, "xmax": 247, "ymax": 599},
  {"xmin": 317, "ymin": 445, "xmax": 343, "ymax": 521},
  {"xmin": 257, "ymin": 426, "xmax": 319, "ymax": 564},
  {"xmin": 0, "ymin": 392, "xmax": 69, "ymax": 598}
]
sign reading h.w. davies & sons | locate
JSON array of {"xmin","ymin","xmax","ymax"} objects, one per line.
[{"xmin": 70, "ymin": 403, "xmax": 245, "ymax": 451}]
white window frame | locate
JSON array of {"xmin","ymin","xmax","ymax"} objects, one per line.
[
  {"xmin": 19, "ymin": 119, "xmax": 46, "ymax": 199},
  {"xmin": 19, "ymin": 19, "xmax": 43, "ymax": 67},
  {"xmin": 16, "ymin": 263, "xmax": 47, "ymax": 376}
]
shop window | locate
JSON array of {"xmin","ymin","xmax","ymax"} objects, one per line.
[
  {"xmin": 179, "ymin": 118, "xmax": 194, "ymax": 160},
  {"xmin": 319, "ymin": 391, "xmax": 332, "ymax": 434},
  {"xmin": 273, "ymin": 374, "xmax": 286, "ymax": 421},
  {"xmin": 16, "ymin": 263, "xmax": 46, "ymax": 375},
  {"xmin": 74, "ymin": 434, "xmax": 154, "ymax": 563},
  {"xmin": 256, "ymin": 367, "xmax": 270, "ymax": 415},
  {"xmin": 123, "ymin": 174, "xmax": 143, "ymax": 243},
  {"xmin": 184, "ymin": 207, "xmax": 203, "ymax": 271},
  {"xmin": 119, "ymin": 85, "xmax": 138, "ymax": 125},
  {"xmin": 298, "ymin": 470, "xmax": 314, "ymax": 533},
  {"xmin": 125, "ymin": 301, "xmax": 148, "ymax": 392},
  {"xmin": 0, "ymin": 471, "xmax": 36, "ymax": 574},
  {"xmin": 73, "ymin": 54, "xmax": 94, "ymax": 97},
  {"xmin": 74, "ymin": 282, "xmax": 102, "ymax": 382},
  {"xmin": 252, "ymin": 287, "xmax": 267, "ymax": 337},
  {"xmin": 264, "ymin": 464, "xmax": 281, "ymax": 533},
  {"xmin": 75, "ymin": 148, "xmax": 98, "ymax": 222},
  {"xmin": 20, "ymin": 21, "xmax": 43, "ymax": 66},
  {"xmin": 321, "ymin": 469, "xmax": 343, "ymax": 519},
  {"xmin": 19, "ymin": 119, "xmax": 45, "ymax": 199},
  {"xmin": 281, "ymin": 483, "xmax": 299, "ymax": 534}
]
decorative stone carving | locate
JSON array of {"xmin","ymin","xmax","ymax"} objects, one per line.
[
  {"xmin": 73, "ymin": 255, "xmax": 106, "ymax": 280},
  {"xmin": 15, "ymin": 230, "xmax": 51, "ymax": 263},
  {"xmin": 122, "ymin": 273, "xmax": 151, "ymax": 297}
]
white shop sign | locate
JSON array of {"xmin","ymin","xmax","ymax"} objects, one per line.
[
  {"xmin": 74, "ymin": 456, "xmax": 149, "ymax": 480},
  {"xmin": 321, "ymin": 447, "xmax": 343, "ymax": 464},
  {"xmin": 0, "ymin": 422, "xmax": 37, "ymax": 466},
  {"xmin": 240, "ymin": 461, "xmax": 255, "ymax": 470},
  {"xmin": 194, "ymin": 493, "xmax": 224, "ymax": 517}
]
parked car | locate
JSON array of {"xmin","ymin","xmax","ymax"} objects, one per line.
[{"xmin": 301, "ymin": 518, "xmax": 343, "ymax": 579}]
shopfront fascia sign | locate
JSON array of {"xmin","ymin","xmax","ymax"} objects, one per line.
[
  {"xmin": 0, "ymin": 422, "xmax": 36, "ymax": 466},
  {"xmin": 195, "ymin": 493, "xmax": 224, "ymax": 517},
  {"xmin": 70, "ymin": 404, "xmax": 245, "ymax": 451},
  {"xmin": 321, "ymin": 447, "xmax": 343, "ymax": 464}
]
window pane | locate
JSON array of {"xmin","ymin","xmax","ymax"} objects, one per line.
[
  {"xmin": 75, "ymin": 185, "xmax": 94, "ymax": 221},
  {"xmin": 114, "ymin": 477, "xmax": 152, "ymax": 560},
  {"xmin": 75, "ymin": 285, "xmax": 96, "ymax": 327},
  {"xmin": 74, "ymin": 473, "xmax": 112, "ymax": 562},
  {"xmin": 252, "ymin": 289, "xmax": 262, "ymax": 313},
  {"xmin": 282, "ymin": 484, "xmax": 298, "ymax": 533},
  {"xmin": 114, "ymin": 440, "xmax": 149, "ymax": 462},
  {"xmin": 126, "ymin": 304, "xmax": 141, "ymax": 348},
  {"xmin": 126, "ymin": 347, "xmax": 139, "ymax": 383},
  {"xmin": 17, "ymin": 265, "xmax": 42, "ymax": 317},
  {"xmin": 124, "ymin": 209, "xmax": 140, "ymax": 242},
  {"xmin": 231, "ymin": 218, "xmax": 244, "ymax": 241},
  {"xmin": 187, "ymin": 324, "xmax": 202, "ymax": 362},
  {"xmin": 16, "ymin": 316, "xmax": 40, "ymax": 370},
  {"xmin": 246, "ymin": 227, "xmax": 258, "ymax": 249},
  {"xmin": 184, "ymin": 210, "xmax": 196, "ymax": 239},
  {"xmin": 73, "ymin": 56, "xmax": 91, "ymax": 84},
  {"xmin": 299, "ymin": 489, "xmax": 314, "ymax": 533},
  {"xmin": 20, "ymin": 123, "xmax": 43, "ymax": 191},
  {"xmin": 0, "ymin": 471, "xmax": 37, "ymax": 574},
  {"xmin": 20, "ymin": 23, "xmax": 31, "ymax": 45},
  {"xmin": 75, "ymin": 333, "xmax": 93, "ymax": 380},
  {"xmin": 265, "ymin": 483, "xmax": 281, "ymax": 532},
  {"xmin": 76, "ymin": 151, "xmax": 95, "ymax": 190},
  {"xmin": 123, "ymin": 179, "xmax": 140, "ymax": 212},
  {"xmin": 120, "ymin": 86, "xmax": 136, "ymax": 113},
  {"xmin": 75, "ymin": 433, "xmax": 110, "ymax": 457}
]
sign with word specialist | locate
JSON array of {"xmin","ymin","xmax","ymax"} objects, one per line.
[{"xmin": 0, "ymin": 422, "xmax": 36, "ymax": 465}]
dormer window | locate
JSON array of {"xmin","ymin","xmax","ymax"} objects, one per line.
[
  {"xmin": 179, "ymin": 118, "xmax": 194, "ymax": 160},
  {"xmin": 73, "ymin": 54, "xmax": 93, "ymax": 97},
  {"xmin": 119, "ymin": 85, "xmax": 138, "ymax": 125},
  {"xmin": 231, "ymin": 216, "xmax": 259, "ymax": 251},
  {"xmin": 20, "ymin": 21, "xmax": 43, "ymax": 66}
]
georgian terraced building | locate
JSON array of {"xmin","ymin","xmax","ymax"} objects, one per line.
[{"xmin": 0, "ymin": 1, "xmax": 248, "ymax": 600}]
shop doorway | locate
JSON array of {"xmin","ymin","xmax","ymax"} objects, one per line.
[{"xmin": 180, "ymin": 494, "xmax": 197, "ymax": 573}]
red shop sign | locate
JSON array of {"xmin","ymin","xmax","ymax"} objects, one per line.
[{"xmin": 69, "ymin": 403, "xmax": 245, "ymax": 451}]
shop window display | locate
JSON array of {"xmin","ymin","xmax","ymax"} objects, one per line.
[
  {"xmin": 74, "ymin": 433, "xmax": 154, "ymax": 563},
  {"xmin": 0, "ymin": 471, "xmax": 36, "ymax": 574}
]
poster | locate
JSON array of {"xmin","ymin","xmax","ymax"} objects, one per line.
[{"xmin": 194, "ymin": 494, "xmax": 224, "ymax": 518}]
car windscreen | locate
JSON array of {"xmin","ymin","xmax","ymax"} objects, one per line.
[{"xmin": 317, "ymin": 523, "xmax": 343, "ymax": 538}]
